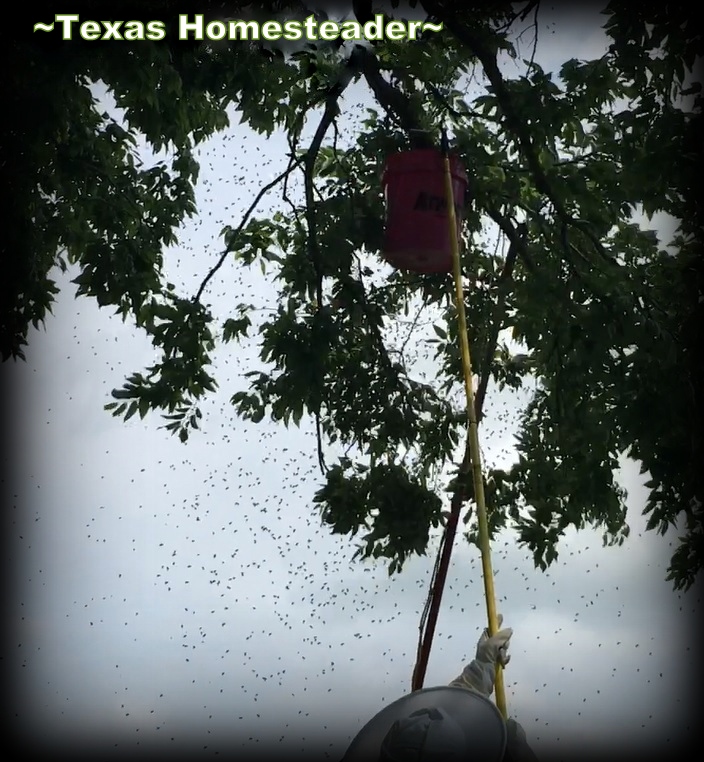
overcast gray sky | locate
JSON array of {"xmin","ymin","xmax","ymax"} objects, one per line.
[{"xmin": 5, "ymin": 3, "xmax": 700, "ymax": 760}]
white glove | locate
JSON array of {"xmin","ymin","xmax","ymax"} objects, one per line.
[
  {"xmin": 476, "ymin": 614, "xmax": 512, "ymax": 668},
  {"xmin": 449, "ymin": 615, "xmax": 513, "ymax": 697}
]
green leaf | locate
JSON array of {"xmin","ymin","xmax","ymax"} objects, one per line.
[{"xmin": 124, "ymin": 401, "xmax": 139, "ymax": 422}]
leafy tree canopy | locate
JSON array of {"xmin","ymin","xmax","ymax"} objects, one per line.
[{"xmin": 3, "ymin": 1, "xmax": 703, "ymax": 590}]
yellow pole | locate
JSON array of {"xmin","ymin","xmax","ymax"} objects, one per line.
[{"xmin": 442, "ymin": 150, "xmax": 508, "ymax": 719}]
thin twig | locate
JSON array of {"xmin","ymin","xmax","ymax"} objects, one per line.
[
  {"xmin": 399, "ymin": 293, "xmax": 431, "ymax": 361},
  {"xmin": 485, "ymin": 206, "xmax": 539, "ymax": 278},
  {"xmin": 528, "ymin": 2, "xmax": 540, "ymax": 71},
  {"xmin": 193, "ymin": 156, "xmax": 303, "ymax": 303}
]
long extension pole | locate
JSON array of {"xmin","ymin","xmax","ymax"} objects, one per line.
[{"xmin": 441, "ymin": 133, "xmax": 507, "ymax": 719}]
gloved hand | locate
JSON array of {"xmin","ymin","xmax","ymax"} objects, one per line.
[
  {"xmin": 476, "ymin": 613, "xmax": 512, "ymax": 668},
  {"xmin": 449, "ymin": 615, "xmax": 513, "ymax": 697}
]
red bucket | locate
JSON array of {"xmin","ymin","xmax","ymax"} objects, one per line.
[{"xmin": 381, "ymin": 149, "xmax": 467, "ymax": 274}]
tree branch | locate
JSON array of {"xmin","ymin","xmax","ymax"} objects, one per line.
[
  {"xmin": 485, "ymin": 205, "xmax": 539, "ymax": 277},
  {"xmin": 359, "ymin": 49, "xmax": 434, "ymax": 147},
  {"xmin": 422, "ymin": 3, "xmax": 621, "ymax": 269},
  {"xmin": 424, "ymin": 4, "xmax": 563, "ymax": 206}
]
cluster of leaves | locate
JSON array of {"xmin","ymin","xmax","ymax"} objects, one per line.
[
  {"xmin": 4, "ymin": 2, "xmax": 702, "ymax": 589},
  {"xmin": 313, "ymin": 458, "xmax": 444, "ymax": 574},
  {"xmin": 105, "ymin": 291, "xmax": 217, "ymax": 440}
]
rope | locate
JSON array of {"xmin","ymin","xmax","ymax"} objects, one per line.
[{"xmin": 410, "ymin": 129, "xmax": 507, "ymax": 719}]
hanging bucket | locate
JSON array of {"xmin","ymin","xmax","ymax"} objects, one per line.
[{"xmin": 381, "ymin": 149, "xmax": 467, "ymax": 274}]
